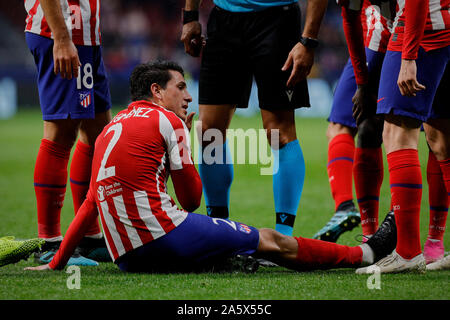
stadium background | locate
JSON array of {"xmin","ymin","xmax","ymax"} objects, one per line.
[
  {"xmin": 1, "ymin": 1, "xmax": 449, "ymax": 301},
  {"xmin": 0, "ymin": 0, "xmax": 348, "ymax": 118}
]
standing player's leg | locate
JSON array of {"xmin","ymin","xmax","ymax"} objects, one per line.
[
  {"xmin": 314, "ymin": 58, "xmax": 359, "ymax": 242},
  {"xmin": 70, "ymin": 46, "xmax": 112, "ymax": 261},
  {"xmin": 353, "ymin": 116, "xmax": 384, "ymax": 240},
  {"xmin": 424, "ymin": 149, "xmax": 448, "ymax": 263},
  {"xmin": 26, "ymin": 33, "xmax": 102, "ymax": 266},
  {"xmin": 357, "ymin": 48, "xmax": 448, "ymax": 273},
  {"xmin": 424, "ymin": 120, "xmax": 450, "ymax": 266},
  {"xmin": 423, "ymin": 65, "xmax": 450, "ymax": 265}
]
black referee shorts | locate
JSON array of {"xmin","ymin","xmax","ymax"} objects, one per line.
[{"xmin": 199, "ymin": 3, "xmax": 310, "ymax": 110}]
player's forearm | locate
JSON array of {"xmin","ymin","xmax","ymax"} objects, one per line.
[
  {"xmin": 184, "ymin": 0, "xmax": 202, "ymax": 11},
  {"xmin": 402, "ymin": 0, "xmax": 428, "ymax": 60},
  {"xmin": 341, "ymin": 7, "xmax": 369, "ymax": 85},
  {"xmin": 302, "ymin": 0, "xmax": 327, "ymax": 39},
  {"xmin": 39, "ymin": 0, "xmax": 70, "ymax": 42},
  {"xmin": 172, "ymin": 164, "xmax": 202, "ymax": 212}
]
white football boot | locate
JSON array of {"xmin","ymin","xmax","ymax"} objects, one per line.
[
  {"xmin": 356, "ymin": 250, "xmax": 426, "ymax": 274},
  {"xmin": 426, "ymin": 255, "xmax": 450, "ymax": 271}
]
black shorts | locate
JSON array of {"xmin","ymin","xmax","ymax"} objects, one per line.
[{"xmin": 199, "ymin": 3, "xmax": 310, "ymax": 110}]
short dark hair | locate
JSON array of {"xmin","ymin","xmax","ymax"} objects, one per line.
[{"xmin": 129, "ymin": 60, "xmax": 185, "ymax": 101}]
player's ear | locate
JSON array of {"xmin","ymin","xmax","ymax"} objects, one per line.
[{"xmin": 150, "ymin": 83, "xmax": 163, "ymax": 100}]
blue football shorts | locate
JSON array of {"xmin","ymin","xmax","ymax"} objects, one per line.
[
  {"xmin": 377, "ymin": 46, "xmax": 450, "ymax": 121},
  {"xmin": 429, "ymin": 63, "xmax": 450, "ymax": 119},
  {"xmin": 25, "ymin": 32, "xmax": 111, "ymax": 121},
  {"xmin": 328, "ymin": 48, "xmax": 386, "ymax": 128},
  {"xmin": 116, "ymin": 212, "xmax": 260, "ymax": 272}
]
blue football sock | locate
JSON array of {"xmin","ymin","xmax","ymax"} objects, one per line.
[
  {"xmin": 272, "ymin": 140, "xmax": 305, "ymax": 236},
  {"xmin": 198, "ymin": 141, "xmax": 233, "ymax": 219}
]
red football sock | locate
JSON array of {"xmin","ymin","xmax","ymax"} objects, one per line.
[
  {"xmin": 295, "ymin": 237, "xmax": 362, "ymax": 270},
  {"xmin": 70, "ymin": 140, "xmax": 100, "ymax": 236},
  {"xmin": 34, "ymin": 139, "xmax": 71, "ymax": 239},
  {"xmin": 427, "ymin": 152, "xmax": 448, "ymax": 241},
  {"xmin": 353, "ymin": 147, "xmax": 384, "ymax": 236},
  {"xmin": 388, "ymin": 149, "xmax": 422, "ymax": 259},
  {"xmin": 327, "ymin": 134, "xmax": 355, "ymax": 211}
]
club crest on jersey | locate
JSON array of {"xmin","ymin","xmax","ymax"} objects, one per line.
[
  {"xmin": 238, "ymin": 223, "xmax": 252, "ymax": 234},
  {"xmin": 79, "ymin": 92, "xmax": 92, "ymax": 108}
]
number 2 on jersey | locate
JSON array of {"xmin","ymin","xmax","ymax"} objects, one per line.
[{"xmin": 96, "ymin": 123, "xmax": 122, "ymax": 182}]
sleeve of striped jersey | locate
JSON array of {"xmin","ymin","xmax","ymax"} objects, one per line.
[
  {"xmin": 48, "ymin": 191, "xmax": 99, "ymax": 270},
  {"xmin": 341, "ymin": 6, "xmax": 369, "ymax": 85},
  {"xmin": 159, "ymin": 112, "xmax": 193, "ymax": 171},
  {"xmin": 402, "ymin": 0, "xmax": 428, "ymax": 59},
  {"xmin": 171, "ymin": 164, "xmax": 202, "ymax": 212}
]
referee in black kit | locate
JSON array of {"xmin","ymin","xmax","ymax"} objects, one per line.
[{"xmin": 181, "ymin": 0, "xmax": 327, "ymax": 239}]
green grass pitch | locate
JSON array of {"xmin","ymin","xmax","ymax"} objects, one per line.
[{"xmin": 0, "ymin": 108, "xmax": 449, "ymax": 300}]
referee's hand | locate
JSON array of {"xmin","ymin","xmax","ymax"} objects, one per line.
[
  {"xmin": 181, "ymin": 21, "xmax": 205, "ymax": 57},
  {"xmin": 282, "ymin": 42, "xmax": 314, "ymax": 88}
]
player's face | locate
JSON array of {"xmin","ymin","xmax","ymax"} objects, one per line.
[{"xmin": 160, "ymin": 70, "xmax": 192, "ymax": 121}]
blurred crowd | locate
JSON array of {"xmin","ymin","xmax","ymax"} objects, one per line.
[
  {"xmin": 2, "ymin": 0, "xmax": 348, "ymax": 84},
  {"xmin": 0, "ymin": 0, "xmax": 349, "ymax": 108}
]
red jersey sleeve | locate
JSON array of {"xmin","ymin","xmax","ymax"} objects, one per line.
[
  {"xmin": 48, "ymin": 190, "xmax": 99, "ymax": 270},
  {"xmin": 402, "ymin": 0, "xmax": 428, "ymax": 59},
  {"xmin": 341, "ymin": 6, "xmax": 369, "ymax": 85}
]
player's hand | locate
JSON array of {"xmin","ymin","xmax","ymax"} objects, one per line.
[
  {"xmin": 282, "ymin": 42, "xmax": 314, "ymax": 88},
  {"xmin": 185, "ymin": 112, "xmax": 196, "ymax": 131},
  {"xmin": 397, "ymin": 59, "xmax": 426, "ymax": 97},
  {"xmin": 181, "ymin": 21, "xmax": 205, "ymax": 57},
  {"xmin": 24, "ymin": 264, "xmax": 52, "ymax": 271},
  {"xmin": 352, "ymin": 84, "xmax": 377, "ymax": 126},
  {"xmin": 53, "ymin": 38, "xmax": 81, "ymax": 80}
]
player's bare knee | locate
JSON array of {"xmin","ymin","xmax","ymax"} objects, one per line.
[
  {"xmin": 326, "ymin": 122, "xmax": 355, "ymax": 143},
  {"xmin": 43, "ymin": 119, "xmax": 81, "ymax": 148}
]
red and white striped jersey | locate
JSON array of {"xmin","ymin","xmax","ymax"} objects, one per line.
[
  {"xmin": 338, "ymin": 0, "xmax": 395, "ymax": 52},
  {"xmin": 24, "ymin": 0, "xmax": 101, "ymax": 46},
  {"xmin": 90, "ymin": 100, "xmax": 192, "ymax": 261},
  {"xmin": 361, "ymin": 0, "xmax": 394, "ymax": 52},
  {"xmin": 388, "ymin": 0, "xmax": 450, "ymax": 54}
]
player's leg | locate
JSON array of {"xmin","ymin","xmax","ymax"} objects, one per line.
[
  {"xmin": 26, "ymin": 33, "xmax": 99, "ymax": 266},
  {"xmin": 71, "ymin": 46, "xmax": 112, "ymax": 261},
  {"xmin": 424, "ymin": 118, "xmax": 450, "ymax": 264},
  {"xmin": 197, "ymin": 104, "xmax": 236, "ymax": 219},
  {"xmin": 314, "ymin": 57, "xmax": 359, "ymax": 242},
  {"xmin": 326, "ymin": 122, "xmax": 357, "ymax": 213},
  {"xmin": 424, "ymin": 148, "xmax": 448, "ymax": 263},
  {"xmin": 352, "ymin": 48, "xmax": 386, "ymax": 240},
  {"xmin": 249, "ymin": 3, "xmax": 309, "ymax": 237},
  {"xmin": 196, "ymin": 6, "xmax": 254, "ymax": 220},
  {"xmin": 260, "ymin": 109, "xmax": 305, "ymax": 237},
  {"xmin": 422, "ymin": 64, "xmax": 450, "ymax": 265},
  {"xmin": 353, "ymin": 116, "xmax": 384, "ymax": 239},
  {"xmin": 255, "ymin": 210, "xmax": 397, "ymax": 271},
  {"xmin": 358, "ymin": 48, "xmax": 448, "ymax": 273},
  {"xmin": 35, "ymin": 119, "xmax": 81, "ymax": 242}
]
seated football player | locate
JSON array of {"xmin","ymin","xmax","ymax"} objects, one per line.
[{"xmin": 25, "ymin": 60, "xmax": 397, "ymax": 274}]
